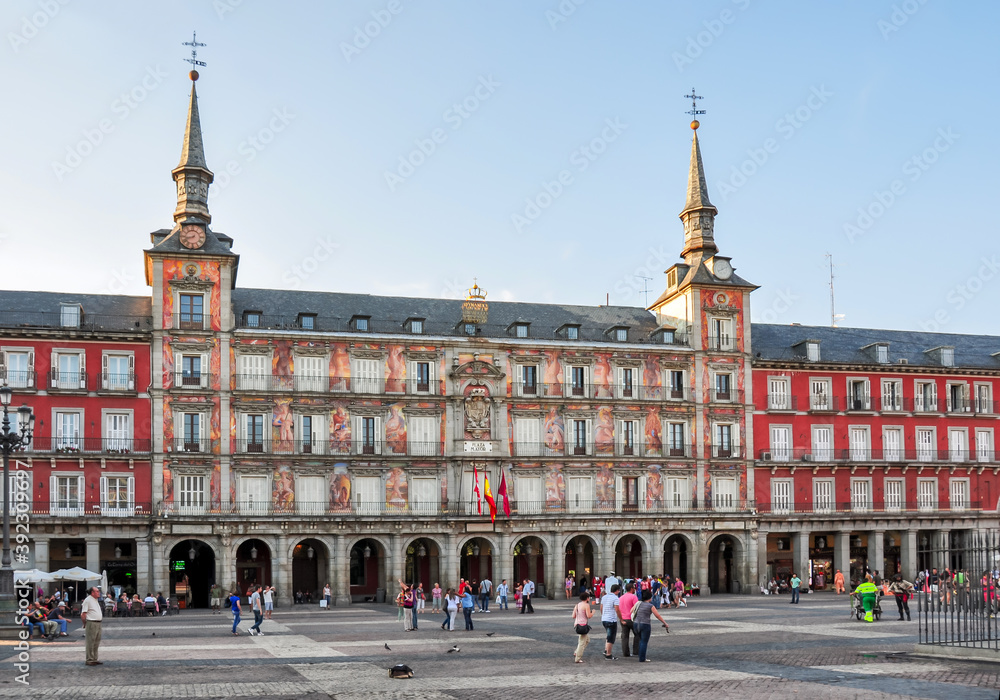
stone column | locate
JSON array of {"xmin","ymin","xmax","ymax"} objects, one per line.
[
  {"xmin": 275, "ymin": 534, "xmax": 291, "ymax": 606},
  {"xmin": 85, "ymin": 538, "xmax": 100, "ymax": 578},
  {"xmin": 756, "ymin": 527, "xmax": 769, "ymax": 589},
  {"xmin": 542, "ymin": 533, "xmax": 556, "ymax": 599},
  {"xmin": 333, "ymin": 535, "xmax": 351, "ymax": 606},
  {"xmin": 868, "ymin": 528, "xmax": 885, "ymax": 579},
  {"xmin": 219, "ymin": 540, "xmax": 235, "ymax": 593},
  {"xmin": 33, "ymin": 538, "xmax": 49, "ymax": 575},
  {"xmin": 443, "ymin": 532, "xmax": 458, "ymax": 590},
  {"xmin": 599, "ymin": 531, "xmax": 613, "ymax": 578},
  {"xmin": 901, "ymin": 529, "xmax": 917, "ymax": 580},
  {"xmin": 937, "ymin": 529, "xmax": 951, "ymax": 571},
  {"xmin": 135, "ymin": 539, "xmax": 150, "ymax": 596},
  {"xmin": 695, "ymin": 531, "xmax": 709, "ymax": 594},
  {"xmin": 793, "ymin": 530, "xmax": 810, "ymax": 586},
  {"xmin": 834, "ymin": 531, "xmax": 851, "ymax": 582},
  {"xmin": 389, "ymin": 534, "xmax": 403, "ymax": 594},
  {"xmin": 746, "ymin": 529, "xmax": 759, "ymax": 594},
  {"xmin": 497, "ymin": 531, "xmax": 511, "ymax": 592}
]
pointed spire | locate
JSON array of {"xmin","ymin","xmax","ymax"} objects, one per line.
[
  {"xmin": 678, "ymin": 122, "xmax": 718, "ymax": 262},
  {"xmin": 171, "ymin": 74, "xmax": 214, "ymax": 224}
]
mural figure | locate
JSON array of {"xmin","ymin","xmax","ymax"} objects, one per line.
[
  {"xmin": 543, "ymin": 407, "xmax": 564, "ymax": 455},
  {"xmin": 385, "ymin": 403, "xmax": 407, "ymax": 454},
  {"xmin": 643, "ymin": 356, "xmax": 662, "ymax": 400},
  {"xmin": 210, "ymin": 398, "xmax": 221, "ymax": 453},
  {"xmin": 595, "ymin": 464, "xmax": 614, "ymax": 509},
  {"xmin": 163, "ymin": 468, "xmax": 173, "ymax": 505},
  {"xmin": 330, "ymin": 403, "xmax": 351, "ymax": 453},
  {"xmin": 543, "ymin": 350, "xmax": 562, "ymax": 396},
  {"xmin": 594, "ymin": 354, "xmax": 612, "ymax": 398},
  {"xmin": 273, "ymin": 464, "xmax": 295, "ymax": 512},
  {"xmin": 646, "ymin": 465, "xmax": 663, "ymax": 510},
  {"xmin": 644, "ymin": 408, "xmax": 662, "ymax": 456},
  {"xmin": 330, "ymin": 466, "xmax": 351, "ymax": 512},
  {"xmin": 330, "ymin": 343, "xmax": 350, "ymax": 391},
  {"xmin": 273, "ymin": 341, "xmax": 293, "ymax": 390},
  {"xmin": 385, "ymin": 467, "xmax": 407, "ymax": 510},
  {"xmin": 595, "ymin": 406, "xmax": 614, "ymax": 454},
  {"xmin": 386, "ymin": 345, "xmax": 406, "ymax": 393},
  {"xmin": 162, "ymin": 343, "xmax": 175, "ymax": 389},
  {"xmin": 545, "ymin": 465, "xmax": 564, "ymax": 509},
  {"xmin": 273, "ymin": 398, "xmax": 294, "ymax": 452},
  {"xmin": 210, "ymin": 463, "xmax": 221, "ymax": 510}
]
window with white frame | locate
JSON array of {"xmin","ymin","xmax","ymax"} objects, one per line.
[
  {"xmin": 806, "ymin": 342, "xmax": 820, "ymax": 362},
  {"xmin": 876, "ymin": 345, "xmax": 889, "ymax": 364},
  {"xmin": 714, "ymin": 372, "xmax": 732, "ymax": 401},
  {"xmin": 667, "ymin": 422, "xmax": 686, "ymax": 457},
  {"xmin": 410, "ymin": 476, "xmax": 437, "ymax": 514},
  {"xmin": 7, "ymin": 472, "xmax": 30, "ymax": 515},
  {"xmin": 882, "ymin": 427, "xmax": 903, "ymax": 462},
  {"xmin": 813, "ymin": 478, "xmax": 834, "ymax": 513},
  {"xmin": 295, "ymin": 355, "xmax": 326, "ymax": 392},
  {"xmin": 177, "ymin": 294, "xmax": 204, "ymax": 329},
  {"xmin": 949, "ymin": 479, "xmax": 969, "ymax": 512},
  {"xmin": 105, "ymin": 412, "xmax": 131, "ymax": 452},
  {"xmin": 666, "ymin": 476, "xmax": 689, "ymax": 511},
  {"xmin": 298, "ymin": 414, "xmax": 324, "ymax": 455},
  {"xmin": 976, "ymin": 429, "xmax": 993, "ymax": 462},
  {"xmin": 567, "ymin": 365, "xmax": 589, "ymax": 398},
  {"xmin": 60, "ymin": 303, "xmax": 81, "ymax": 328},
  {"xmin": 51, "ymin": 351, "xmax": 85, "ymax": 390},
  {"xmin": 239, "ymin": 475, "xmax": 269, "ymax": 514},
  {"xmin": 353, "ymin": 358, "xmax": 381, "ymax": 393},
  {"xmin": 178, "ymin": 353, "xmax": 207, "ymax": 388},
  {"xmin": 881, "ymin": 379, "xmax": 902, "ymax": 411},
  {"xmin": 947, "ymin": 382, "xmax": 969, "ymax": 413},
  {"xmin": 567, "ymin": 475, "xmax": 593, "ymax": 513},
  {"xmin": 948, "ymin": 428, "xmax": 967, "ymax": 462},
  {"xmin": 177, "ymin": 475, "xmax": 206, "ymax": 514},
  {"xmin": 810, "ymin": 379, "xmax": 832, "ymax": 411},
  {"xmin": 55, "ymin": 410, "xmax": 82, "ymax": 451},
  {"xmin": 354, "ymin": 415, "xmax": 383, "ymax": 455},
  {"xmin": 916, "ymin": 428, "xmax": 935, "ymax": 461},
  {"xmin": 516, "ymin": 364, "xmax": 539, "ymax": 396},
  {"xmin": 770, "ymin": 426, "xmax": 791, "ymax": 461},
  {"xmin": 409, "ymin": 415, "xmax": 438, "ymax": 456},
  {"xmin": 848, "ymin": 427, "xmax": 870, "ymax": 461},
  {"xmin": 668, "ymin": 369, "xmax": 685, "ymax": 399},
  {"xmin": 847, "ymin": 378, "xmax": 871, "ymax": 411},
  {"xmin": 297, "ymin": 475, "xmax": 325, "ymax": 515},
  {"xmin": 768, "ymin": 377, "xmax": 791, "ymax": 410},
  {"xmin": 915, "ymin": 380, "xmax": 938, "ymax": 412},
  {"xmin": 917, "ymin": 478, "xmax": 937, "ymax": 511},
  {"xmin": 771, "ymin": 479, "xmax": 792, "ymax": 514},
  {"xmin": 617, "ymin": 419, "xmax": 639, "ymax": 456},
  {"xmin": 102, "ymin": 353, "xmax": 134, "ymax": 391},
  {"xmin": 51, "ymin": 474, "xmax": 83, "ymax": 514},
  {"xmin": 179, "ymin": 413, "xmax": 204, "ymax": 452},
  {"xmin": 513, "ymin": 416, "xmax": 541, "ymax": 456},
  {"xmin": 975, "ymin": 384, "xmax": 993, "ymax": 414},
  {"xmin": 714, "ymin": 423, "xmax": 735, "ymax": 458},
  {"xmin": 409, "ymin": 360, "xmax": 434, "ymax": 394},
  {"xmin": 850, "ymin": 478, "xmax": 871, "ymax": 512},
  {"xmin": 811, "ymin": 425, "xmax": 833, "ymax": 461},
  {"xmin": 2, "ymin": 350, "xmax": 33, "ymax": 389},
  {"xmin": 710, "ymin": 317, "xmax": 733, "ymax": 350},
  {"xmin": 353, "ymin": 475, "xmax": 381, "ymax": 515},
  {"xmin": 714, "ymin": 477, "xmax": 738, "ymax": 511},
  {"xmin": 616, "ymin": 366, "xmax": 636, "ymax": 399},
  {"xmin": 516, "ymin": 475, "xmax": 543, "ymax": 514},
  {"xmin": 100, "ymin": 475, "xmax": 134, "ymax": 515},
  {"xmin": 240, "ymin": 414, "xmax": 266, "ymax": 453},
  {"xmin": 884, "ymin": 478, "xmax": 903, "ymax": 512},
  {"xmin": 571, "ymin": 418, "xmax": 592, "ymax": 455},
  {"xmin": 237, "ymin": 354, "xmax": 269, "ymax": 391}
]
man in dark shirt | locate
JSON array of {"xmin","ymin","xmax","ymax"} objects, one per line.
[{"xmin": 46, "ymin": 604, "xmax": 69, "ymax": 636}]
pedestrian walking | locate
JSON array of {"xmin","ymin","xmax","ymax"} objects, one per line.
[
  {"xmin": 80, "ymin": 587, "xmax": 103, "ymax": 666},
  {"xmin": 479, "ymin": 577, "xmax": 492, "ymax": 612},
  {"xmin": 210, "ymin": 582, "xmax": 224, "ymax": 614},
  {"xmin": 229, "ymin": 590, "xmax": 242, "ymax": 635},
  {"xmin": 572, "ymin": 591, "xmax": 594, "ymax": 663},
  {"xmin": 566, "ymin": 575, "xmax": 574, "ymax": 599},
  {"xmin": 514, "ymin": 582, "xmax": 522, "ymax": 610},
  {"xmin": 323, "ymin": 582, "xmax": 332, "ymax": 609},
  {"xmin": 633, "ymin": 590, "xmax": 669, "ymax": 662},
  {"xmin": 401, "ymin": 582, "xmax": 415, "ymax": 631},
  {"xmin": 833, "ymin": 569, "xmax": 846, "ymax": 594},
  {"xmin": 442, "ymin": 588, "xmax": 459, "ymax": 631},
  {"xmin": 461, "ymin": 587, "xmax": 475, "ymax": 630},
  {"xmin": 888, "ymin": 574, "xmax": 914, "ymax": 621},
  {"xmin": 600, "ymin": 584, "xmax": 622, "ymax": 660},
  {"xmin": 520, "ymin": 578, "xmax": 535, "ymax": 614},
  {"xmin": 617, "ymin": 582, "xmax": 640, "ymax": 658},
  {"xmin": 497, "ymin": 579, "xmax": 509, "ymax": 610},
  {"xmin": 263, "ymin": 586, "xmax": 274, "ymax": 619},
  {"xmin": 790, "ymin": 573, "xmax": 801, "ymax": 604},
  {"xmin": 248, "ymin": 585, "xmax": 264, "ymax": 636},
  {"xmin": 431, "ymin": 582, "xmax": 442, "ymax": 613}
]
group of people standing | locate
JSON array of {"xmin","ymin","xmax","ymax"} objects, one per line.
[
  {"xmin": 572, "ymin": 573, "xmax": 671, "ymax": 664},
  {"xmin": 390, "ymin": 577, "xmax": 535, "ymax": 632},
  {"xmin": 573, "ymin": 571, "xmax": 691, "ymax": 611}
]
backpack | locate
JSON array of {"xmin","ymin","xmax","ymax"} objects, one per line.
[
  {"xmin": 630, "ymin": 600, "xmax": 641, "ymax": 622},
  {"xmin": 389, "ymin": 664, "xmax": 414, "ymax": 679}
]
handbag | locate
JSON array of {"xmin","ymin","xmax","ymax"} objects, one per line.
[{"xmin": 574, "ymin": 623, "xmax": 591, "ymax": 635}]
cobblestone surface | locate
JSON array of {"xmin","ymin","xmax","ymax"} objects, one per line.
[{"xmin": 0, "ymin": 594, "xmax": 996, "ymax": 699}]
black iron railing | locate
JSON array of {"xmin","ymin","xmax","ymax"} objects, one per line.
[{"xmin": 0, "ymin": 311, "xmax": 151, "ymax": 332}]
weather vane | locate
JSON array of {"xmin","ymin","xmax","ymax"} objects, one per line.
[
  {"xmin": 183, "ymin": 31, "xmax": 206, "ymax": 80},
  {"xmin": 685, "ymin": 87, "xmax": 705, "ymax": 129}
]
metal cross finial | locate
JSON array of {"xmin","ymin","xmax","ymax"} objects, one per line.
[
  {"xmin": 183, "ymin": 31, "xmax": 207, "ymax": 70},
  {"xmin": 685, "ymin": 87, "xmax": 705, "ymax": 119}
]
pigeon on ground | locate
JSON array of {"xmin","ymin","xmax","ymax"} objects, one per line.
[
  {"xmin": 486, "ymin": 632, "xmax": 495, "ymax": 637},
  {"xmin": 151, "ymin": 633, "xmax": 155, "ymax": 636},
  {"xmin": 384, "ymin": 643, "xmax": 392, "ymax": 651},
  {"xmin": 447, "ymin": 645, "xmax": 460, "ymax": 653}
]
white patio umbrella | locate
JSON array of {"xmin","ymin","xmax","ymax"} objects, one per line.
[
  {"xmin": 13, "ymin": 569, "xmax": 55, "ymax": 583},
  {"xmin": 50, "ymin": 567, "xmax": 102, "ymax": 603}
]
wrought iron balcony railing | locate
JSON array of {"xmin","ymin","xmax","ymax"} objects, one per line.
[
  {"xmin": 24, "ymin": 437, "xmax": 152, "ymax": 455},
  {"xmin": 757, "ymin": 447, "xmax": 997, "ymax": 463},
  {"xmin": 758, "ymin": 500, "xmax": 982, "ymax": 516}
]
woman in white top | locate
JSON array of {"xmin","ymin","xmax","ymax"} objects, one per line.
[
  {"xmin": 441, "ymin": 588, "xmax": 459, "ymax": 631},
  {"xmin": 571, "ymin": 591, "xmax": 594, "ymax": 663}
]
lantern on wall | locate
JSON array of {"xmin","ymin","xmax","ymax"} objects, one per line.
[{"xmin": 307, "ymin": 546, "xmax": 315, "ymax": 560}]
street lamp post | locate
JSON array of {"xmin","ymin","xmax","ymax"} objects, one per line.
[{"xmin": 0, "ymin": 385, "xmax": 35, "ymax": 617}]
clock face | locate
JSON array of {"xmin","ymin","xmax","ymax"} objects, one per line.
[
  {"xmin": 179, "ymin": 225, "xmax": 206, "ymax": 250},
  {"xmin": 714, "ymin": 258, "xmax": 732, "ymax": 280}
]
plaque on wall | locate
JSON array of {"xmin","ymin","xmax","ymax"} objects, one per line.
[{"xmin": 464, "ymin": 441, "xmax": 493, "ymax": 453}]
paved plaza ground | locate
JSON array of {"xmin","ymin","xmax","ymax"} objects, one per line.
[{"xmin": 0, "ymin": 593, "xmax": 998, "ymax": 699}]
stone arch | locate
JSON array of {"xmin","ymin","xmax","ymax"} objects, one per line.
[
  {"xmin": 707, "ymin": 532, "xmax": 746, "ymax": 594},
  {"xmin": 347, "ymin": 536, "xmax": 388, "ymax": 603},
  {"xmin": 165, "ymin": 538, "xmax": 218, "ymax": 608},
  {"xmin": 661, "ymin": 532, "xmax": 695, "ymax": 581},
  {"xmin": 459, "ymin": 535, "xmax": 497, "ymax": 585},
  {"xmin": 289, "ymin": 537, "xmax": 331, "ymax": 604},
  {"xmin": 611, "ymin": 533, "xmax": 649, "ymax": 579},
  {"xmin": 561, "ymin": 534, "xmax": 599, "ymax": 595},
  {"xmin": 403, "ymin": 536, "xmax": 443, "ymax": 589}
]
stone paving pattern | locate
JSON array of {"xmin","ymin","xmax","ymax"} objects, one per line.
[{"xmin": 0, "ymin": 593, "xmax": 997, "ymax": 699}]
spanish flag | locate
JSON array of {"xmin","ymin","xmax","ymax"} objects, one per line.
[{"xmin": 484, "ymin": 473, "xmax": 497, "ymax": 522}]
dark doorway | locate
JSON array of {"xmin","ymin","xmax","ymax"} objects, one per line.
[{"xmin": 169, "ymin": 540, "xmax": 215, "ymax": 608}]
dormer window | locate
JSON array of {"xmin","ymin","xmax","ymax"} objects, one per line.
[
  {"xmin": 667, "ymin": 269, "xmax": 677, "ymax": 289},
  {"xmin": 406, "ymin": 318, "xmax": 424, "ymax": 334},
  {"xmin": 654, "ymin": 328, "xmax": 676, "ymax": 344},
  {"xmin": 512, "ymin": 323, "xmax": 529, "ymax": 338},
  {"xmin": 297, "ymin": 313, "xmax": 316, "ymax": 330},
  {"xmin": 608, "ymin": 326, "xmax": 629, "ymax": 342},
  {"xmin": 464, "ymin": 323, "xmax": 476, "ymax": 336},
  {"xmin": 352, "ymin": 316, "xmax": 370, "ymax": 332},
  {"xmin": 806, "ymin": 342, "xmax": 820, "ymax": 362},
  {"xmin": 60, "ymin": 303, "xmax": 81, "ymax": 328},
  {"xmin": 941, "ymin": 347, "xmax": 954, "ymax": 367},
  {"xmin": 243, "ymin": 311, "xmax": 262, "ymax": 328},
  {"xmin": 567, "ymin": 326, "xmax": 578, "ymax": 340},
  {"xmin": 876, "ymin": 345, "xmax": 888, "ymax": 364}
]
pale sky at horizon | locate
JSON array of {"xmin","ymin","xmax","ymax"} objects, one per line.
[{"xmin": 1, "ymin": 1, "xmax": 997, "ymax": 335}]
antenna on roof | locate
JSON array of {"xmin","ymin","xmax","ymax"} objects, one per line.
[
  {"xmin": 825, "ymin": 253, "xmax": 836, "ymax": 328},
  {"xmin": 635, "ymin": 276, "xmax": 653, "ymax": 308}
]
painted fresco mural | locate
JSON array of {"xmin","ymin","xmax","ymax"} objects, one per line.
[
  {"xmin": 386, "ymin": 345, "xmax": 406, "ymax": 393},
  {"xmin": 330, "ymin": 402, "xmax": 351, "ymax": 453},
  {"xmin": 385, "ymin": 403, "xmax": 407, "ymax": 454},
  {"xmin": 210, "ymin": 397, "xmax": 221, "ymax": 454},
  {"xmin": 163, "ymin": 467, "xmax": 173, "ymax": 505},
  {"xmin": 273, "ymin": 341, "xmax": 294, "ymax": 390},
  {"xmin": 544, "ymin": 407, "xmax": 564, "ymax": 455},
  {"xmin": 210, "ymin": 462, "xmax": 221, "ymax": 510},
  {"xmin": 161, "ymin": 259, "xmax": 222, "ymax": 331},
  {"xmin": 595, "ymin": 463, "xmax": 614, "ymax": 509},
  {"xmin": 162, "ymin": 395, "xmax": 173, "ymax": 445},
  {"xmin": 273, "ymin": 464, "xmax": 294, "ymax": 512},
  {"xmin": 330, "ymin": 464, "xmax": 351, "ymax": 512},
  {"xmin": 543, "ymin": 350, "xmax": 562, "ymax": 396},
  {"xmin": 330, "ymin": 343, "xmax": 350, "ymax": 391},
  {"xmin": 595, "ymin": 406, "xmax": 614, "ymax": 455},
  {"xmin": 643, "ymin": 356, "xmax": 662, "ymax": 399},
  {"xmin": 385, "ymin": 466, "xmax": 407, "ymax": 510},
  {"xmin": 545, "ymin": 464, "xmax": 564, "ymax": 509},
  {"xmin": 646, "ymin": 464, "xmax": 663, "ymax": 510},
  {"xmin": 594, "ymin": 354, "xmax": 612, "ymax": 398},
  {"xmin": 273, "ymin": 398, "xmax": 294, "ymax": 452},
  {"xmin": 644, "ymin": 408, "xmax": 662, "ymax": 456}
]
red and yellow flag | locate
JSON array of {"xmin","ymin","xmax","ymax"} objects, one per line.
[{"xmin": 484, "ymin": 473, "xmax": 497, "ymax": 522}]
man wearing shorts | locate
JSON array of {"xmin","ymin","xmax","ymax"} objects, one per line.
[
  {"xmin": 210, "ymin": 583, "xmax": 223, "ymax": 614},
  {"xmin": 263, "ymin": 586, "xmax": 274, "ymax": 619},
  {"xmin": 600, "ymin": 584, "xmax": 622, "ymax": 660}
]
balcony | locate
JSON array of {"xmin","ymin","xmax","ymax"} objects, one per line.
[
  {"xmin": 755, "ymin": 447, "xmax": 996, "ymax": 463},
  {"xmin": 510, "ymin": 441, "xmax": 694, "ymax": 458},
  {"xmin": 230, "ymin": 374, "xmax": 443, "ymax": 395},
  {"xmin": 27, "ymin": 437, "xmax": 151, "ymax": 455},
  {"xmin": 0, "ymin": 311, "xmax": 151, "ymax": 333},
  {"xmin": 29, "ymin": 502, "xmax": 153, "ymax": 518},
  {"xmin": 758, "ymin": 500, "xmax": 984, "ymax": 516},
  {"xmin": 710, "ymin": 445, "xmax": 743, "ymax": 459},
  {"xmin": 169, "ymin": 313, "xmax": 209, "ymax": 332},
  {"xmin": 96, "ymin": 373, "xmax": 136, "ymax": 392},
  {"xmin": 171, "ymin": 372, "xmax": 215, "ymax": 390},
  {"xmin": 510, "ymin": 381, "xmax": 686, "ymax": 401},
  {"xmin": 230, "ymin": 439, "xmax": 442, "ymax": 457},
  {"xmin": 707, "ymin": 335, "xmax": 736, "ymax": 352},
  {"xmin": 0, "ymin": 370, "xmax": 36, "ymax": 391},
  {"xmin": 709, "ymin": 389, "xmax": 744, "ymax": 404},
  {"xmin": 766, "ymin": 394, "xmax": 797, "ymax": 411},
  {"xmin": 48, "ymin": 370, "xmax": 88, "ymax": 392},
  {"xmin": 170, "ymin": 438, "xmax": 207, "ymax": 454}
]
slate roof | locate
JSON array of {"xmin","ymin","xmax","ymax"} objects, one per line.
[
  {"xmin": 0, "ymin": 291, "xmax": 152, "ymax": 332},
  {"xmin": 232, "ymin": 288, "xmax": 664, "ymax": 343},
  {"xmin": 752, "ymin": 323, "xmax": 1000, "ymax": 369},
  {"xmin": 147, "ymin": 226, "xmax": 237, "ymax": 257}
]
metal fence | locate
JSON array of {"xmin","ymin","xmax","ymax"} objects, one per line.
[{"xmin": 917, "ymin": 531, "xmax": 1000, "ymax": 651}]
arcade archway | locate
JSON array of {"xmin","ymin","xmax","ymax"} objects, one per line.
[
  {"xmin": 169, "ymin": 539, "xmax": 215, "ymax": 608},
  {"xmin": 564, "ymin": 535, "xmax": 596, "ymax": 594},
  {"xmin": 708, "ymin": 535, "xmax": 736, "ymax": 593},
  {"xmin": 663, "ymin": 535, "xmax": 688, "ymax": 582},
  {"xmin": 512, "ymin": 536, "xmax": 545, "ymax": 591},
  {"xmin": 615, "ymin": 535, "xmax": 644, "ymax": 579},
  {"xmin": 405, "ymin": 538, "xmax": 441, "ymax": 588},
  {"xmin": 292, "ymin": 539, "xmax": 328, "ymax": 603},
  {"xmin": 350, "ymin": 538, "xmax": 386, "ymax": 602},
  {"xmin": 236, "ymin": 539, "xmax": 272, "ymax": 595},
  {"xmin": 460, "ymin": 537, "xmax": 494, "ymax": 586}
]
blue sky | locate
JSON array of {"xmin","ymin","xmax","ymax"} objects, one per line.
[{"xmin": 1, "ymin": 1, "xmax": 997, "ymax": 334}]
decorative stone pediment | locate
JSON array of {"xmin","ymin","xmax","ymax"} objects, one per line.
[
  {"xmin": 168, "ymin": 265, "xmax": 215, "ymax": 291},
  {"xmin": 170, "ymin": 339, "xmax": 214, "ymax": 352},
  {"xmin": 450, "ymin": 359, "xmax": 504, "ymax": 381},
  {"xmin": 293, "ymin": 346, "xmax": 328, "ymax": 357},
  {"xmin": 236, "ymin": 344, "xmax": 273, "ymax": 355}
]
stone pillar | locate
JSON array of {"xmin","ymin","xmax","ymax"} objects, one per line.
[
  {"xmin": 33, "ymin": 538, "xmax": 49, "ymax": 574},
  {"xmin": 389, "ymin": 534, "xmax": 403, "ymax": 594},
  {"xmin": 85, "ymin": 538, "xmax": 100, "ymax": 578},
  {"xmin": 793, "ymin": 530, "xmax": 810, "ymax": 586},
  {"xmin": 901, "ymin": 529, "xmax": 917, "ymax": 580},
  {"xmin": 443, "ymin": 533, "xmax": 458, "ymax": 590},
  {"xmin": 937, "ymin": 529, "xmax": 951, "ymax": 571},
  {"xmin": 834, "ymin": 531, "xmax": 850, "ymax": 583},
  {"xmin": 756, "ymin": 527, "xmax": 769, "ymax": 589},
  {"xmin": 542, "ymin": 533, "xmax": 556, "ymax": 598},
  {"xmin": 599, "ymin": 530, "xmax": 613, "ymax": 578},
  {"xmin": 868, "ymin": 529, "xmax": 885, "ymax": 579},
  {"xmin": 219, "ymin": 540, "xmax": 235, "ymax": 593},
  {"xmin": 333, "ymin": 535, "xmax": 351, "ymax": 606},
  {"xmin": 695, "ymin": 531, "xmax": 709, "ymax": 594},
  {"xmin": 275, "ymin": 534, "xmax": 291, "ymax": 606},
  {"xmin": 497, "ymin": 531, "xmax": 511, "ymax": 592},
  {"xmin": 746, "ymin": 529, "xmax": 759, "ymax": 594},
  {"xmin": 135, "ymin": 539, "xmax": 150, "ymax": 596}
]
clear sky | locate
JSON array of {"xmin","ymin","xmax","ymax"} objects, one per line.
[{"xmin": 1, "ymin": 1, "xmax": 997, "ymax": 334}]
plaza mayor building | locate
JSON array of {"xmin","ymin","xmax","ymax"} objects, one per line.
[{"xmin": 6, "ymin": 74, "xmax": 998, "ymax": 606}]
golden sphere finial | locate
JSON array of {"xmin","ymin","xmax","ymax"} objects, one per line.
[
  {"xmin": 690, "ymin": 119, "xmax": 700, "ymax": 130},
  {"xmin": 189, "ymin": 69, "xmax": 200, "ymax": 81}
]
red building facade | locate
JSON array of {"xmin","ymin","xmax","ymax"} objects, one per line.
[{"xmin": 751, "ymin": 324, "xmax": 1000, "ymax": 588}]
